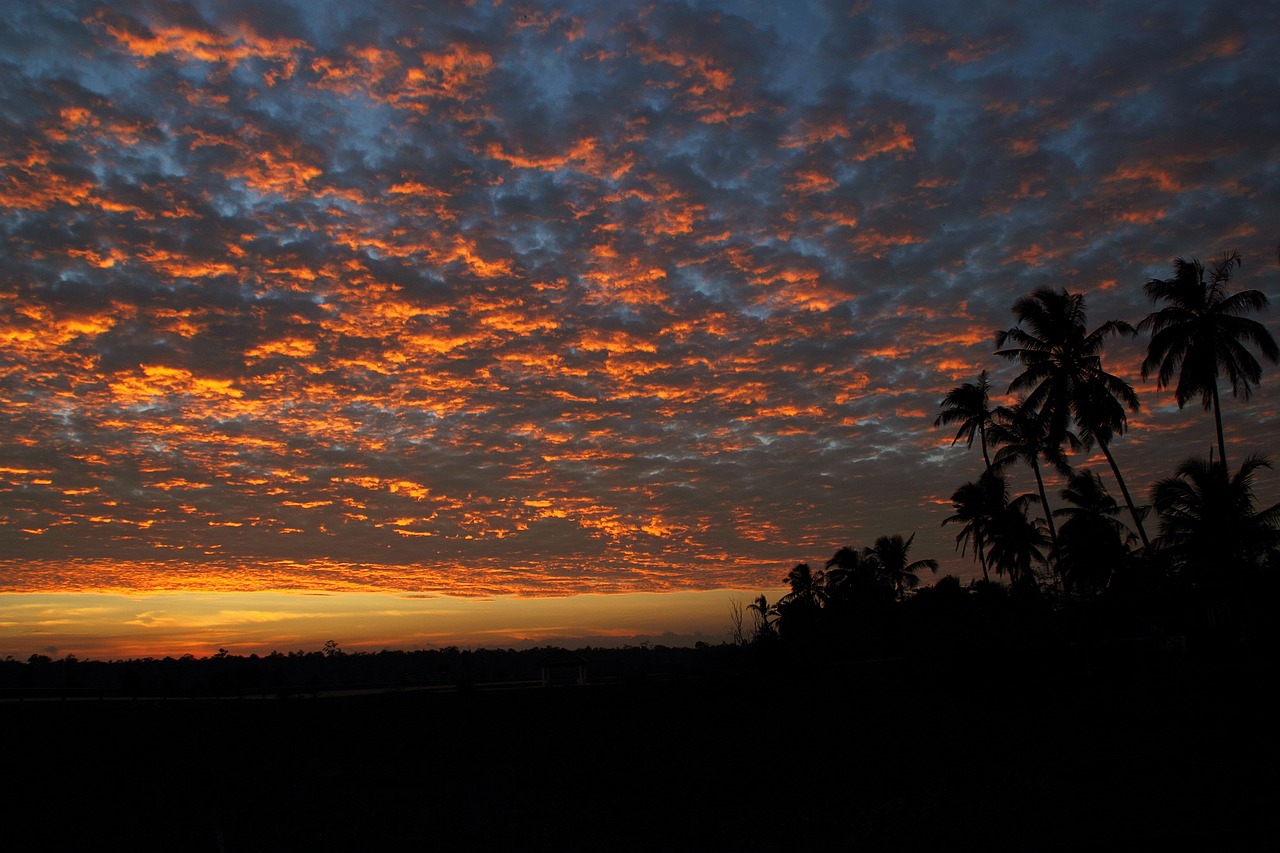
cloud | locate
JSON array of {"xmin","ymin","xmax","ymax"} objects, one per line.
[{"xmin": 0, "ymin": 0, "xmax": 1278, "ymax": 605}]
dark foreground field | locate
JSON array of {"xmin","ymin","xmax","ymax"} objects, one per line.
[{"xmin": 5, "ymin": 646, "xmax": 1277, "ymax": 851}]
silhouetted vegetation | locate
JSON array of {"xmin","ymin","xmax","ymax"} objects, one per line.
[
  {"xmin": 958, "ymin": 256, "xmax": 1278, "ymax": 637},
  {"xmin": 738, "ymin": 250, "xmax": 1278, "ymax": 665}
]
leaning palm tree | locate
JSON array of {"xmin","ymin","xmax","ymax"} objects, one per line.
[
  {"xmin": 988, "ymin": 400, "xmax": 1075, "ymax": 571},
  {"xmin": 934, "ymin": 370, "xmax": 995, "ymax": 470},
  {"xmin": 996, "ymin": 287, "xmax": 1150, "ymax": 549},
  {"xmin": 1140, "ymin": 251, "xmax": 1279, "ymax": 474},
  {"xmin": 942, "ymin": 471, "xmax": 1008, "ymax": 583},
  {"xmin": 864, "ymin": 533, "xmax": 938, "ymax": 601},
  {"xmin": 1054, "ymin": 470, "xmax": 1135, "ymax": 595},
  {"xmin": 1152, "ymin": 454, "xmax": 1280, "ymax": 592}
]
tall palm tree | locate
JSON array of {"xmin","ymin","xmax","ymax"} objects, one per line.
[
  {"xmin": 942, "ymin": 471, "xmax": 1007, "ymax": 583},
  {"xmin": 1140, "ymin": 251, "xmax": 1279, "ymax": 474},
  {"xmin": 1053, "ymin": 470, "xmax": 1134, "ymax": 595},
  {"xmin": 935, "ymin": 370, "xmax": 995, "ymax": 470},
  {"xmin": 864, "ymin": 533, "xmax": 938, "ymax": 601},
  {"xmin": 988, "ymin": 401, "xmax": 1075, "ymax": 572},
  {"xmin": 1152, "ymin": 455, "xmax": 1280, "ymax": 592},
  {"xmin": 995, "ymin": 287, "xmax": 1150, "ymax": 548}
]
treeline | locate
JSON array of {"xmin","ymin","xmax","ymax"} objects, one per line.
[{"xmin": 1, "ymin": 642, "xmax": 741, "ymax": 697}]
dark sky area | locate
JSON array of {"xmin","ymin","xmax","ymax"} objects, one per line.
[{"xmin": 2, "ymin": 0, "xmax": 1278, "ymax": 602}]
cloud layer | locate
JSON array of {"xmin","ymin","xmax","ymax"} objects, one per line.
[{"xmin": 2, "ymin": 0, "xmax": 1278, "ymax": 596}]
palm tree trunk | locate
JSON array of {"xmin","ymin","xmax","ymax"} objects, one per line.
[
  {"xmin": 1030, "ymin": 457, "xmax": 1062, "ymax": 584},
  {"xmin": 979, "ymin": 425, "xmax": 992, "ymax": 472},
  {"xmin": 1211, "ymin": 381, "xmax": 1229, "ymax": 478},
  {"xmin": 976, "ymin": 529, "xmax": 990, "ymax": 583},
  {"xmin": 1097, "ymin": 438, "xmax": 1151, "ymax": 550}
]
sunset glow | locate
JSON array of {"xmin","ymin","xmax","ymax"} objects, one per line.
[{"xmin": 2, "ymin": 1, "xmax": 1277, "ymax": 659}]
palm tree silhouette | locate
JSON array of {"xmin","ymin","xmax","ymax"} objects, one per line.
[
  {"xmin": 864, "ymin": 533, "xmax": 938, "ymax": 601},
  {"xmin": 1140, "ymin": 251, "xmax": 1279, "ymax": 474},
  {"xmin": 1054, "ymin": 470, "xmax": 1134, "ymax": 595},
  {"xmin": 779, "ymin": 562, "xmax": 827, "ymax": 609},
  {"xmin": 935, "ymin": 370, "xmax": 995, "ymax": 470},
  {"xmin": 1152, "ymin": 455, "xmax": 1280, "ymax": 592},
  {"xmin": 746, "ymin": 594, "xmax": 778, "ymax": 641},
  {"xmin": 988, "ymin": 400, "xmax": 1075, "ymax": 574},
  {"xmin": 943, "ymin": 471, "xmax": 1007, "ymax": 583},
  {"xmin": 996, "ymin": 287, "xmax": 1150, "ymax": 549},
  {"xmin": 985, "ymin": 494, "xmax": 1048, "ymax": 589},
  {"xmin": 822, "ymin": 546, "xmax": 873, "ymax": 594}
]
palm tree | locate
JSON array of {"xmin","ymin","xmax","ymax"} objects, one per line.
[
  {"xmin": 1152, "ymin": 455, "xmax": 1280, "ymax": 592},
  {"xmin": 864, "ymin": 533, "xmax": 938, "ymax": 601},
  {"xmin": 823, "ymin": 546, "xmax": 874, "ymax": 595},
  {"xmin": 985, "ymin": 494, "xmax": 1049, "ymax": 589},
  {"xmin": 995, "ymin": 287, "xmax": 1150, "ymax": 549},
  {"xmin": 1054, "ymin": 470, "xmax": 1134, "ymax": 595},
  {"xmin": 823, "ymin": 546, "xmax": 863, "ymax": 578},
  {"xmin": 779, "ymin": 562, "xmax": 826, "ymax": 609},
  {"xmin": 942, "ymin": 471, "xmax": 1007, "ymax": 583},
  {"xmin": 746, "ymin": 594, "xmax": 778, "ymax": 641},
  {"xmin": 988, "ymin": 401, "xmax": 1075, "ymax": 572},
  {"xmin": 1140, "ymin": 251, "xmax": 1279, "ymax": 474},
  {"xmin": 775, "ymin": 563, "xmax": 827, "ymax": 641},
  {"xmin": 934, "ymin": 370, "xmax": 995, "ymax": 470}
]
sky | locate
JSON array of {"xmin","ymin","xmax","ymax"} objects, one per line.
[{"xmin": 2, "ymin": 1, "xmax": 1278, "ymax": 658}]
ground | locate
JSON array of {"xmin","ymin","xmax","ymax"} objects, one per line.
[{"xmin": 5, "ymin": 646, "xmax": 1275, "ymax": 850}]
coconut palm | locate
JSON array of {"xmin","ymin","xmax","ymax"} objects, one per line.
[
  {"xmin": 864, "ymin": 533, "xmax": 938, "ymax": 601},
  {"xmin": 823, "ymin": 546, "xmax": 874, "ymax": 594},
  {"xmin": 779, "ymin": 562, "xmax": 826, "ymax": 609},
  {"xmin": 1152, "ymin": 455, "xmax": 1280, "ymax": 592},
  {"xmin": 988, "ymin": 400, "xmax": 1075, "ymax": 572},
  {"xmin": 942, "ymin": 471, "xmax": 1007, "ymax": 583},
  {"xmin": 1140, "ymin": 251, "xmax": 1279, "ymax": 473},
  {"xmin": 823, "ymin": 546, "xmax": 863, "ymax": 578},
  {"xmin": 995, "ymin": 287, "xmax": 1150, "ymax": 548},
  {"xmin": 934, "ymin": 370, "xmax": 995, "ymax": 470},
  {"xmin": 1053, "ymin": 470, "xmax": 1135, "ymax": 595},
  {"xmin": 775, "ymin": 562, "xmax": 828, "ymax": 641},
  {"xmin": 985, "ymin": 494, "xmax": 1049, "ymax": 589},
  {"xmin": 746, "ymin": 594, "xmax": 778, "ymax": 641}
]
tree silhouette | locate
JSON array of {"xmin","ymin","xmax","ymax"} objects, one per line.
[
  {"xmin": 746, "ymin": 594, "xmax": 779, "ymax": 642},
  {"xmin": 1053, "ymin": 470, "xmax": 1134, "ymax": 595},
  {"xmin": 935, "ymin": 370, "xmax": 995, "ymax": 470},
  {"xmin": 820, "ymin": 545, "xmax": 895, "ymax": 633},
  {"xmin": 996, "ymin": 287, "xmax": 1150, "ymax": 549},
  {"xmin": 864, "ymin": 533, "xmax": 938, "ymax": 601},
  {"xmin": 1151, "ymin": 455, "xmax": 1280, "ymax": 593},
  {"xmin": 942, "ymin": 471, "xmax": 1007, "ymax": 583},
  {"xmin": 777, "ymin": 562, "xmax": 827, "ymax": 640},
  {"xmin": 823, "ymin": 546, "xmax": 865, "ymax": 585},
  {"xmin": 984, "ymin": 494, "xmax": 1048, "ymax": 589},
  {"xmin": 988, "ymin": 400, "xmax": 1075, "ymax": 576},
  {"xmin": 779, "ymin": 562, "xmax": 826, "ymax": 608},
  {"xmin": 1140, "ymin": 251, "xmax": 1279, "ymax": 474}
]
